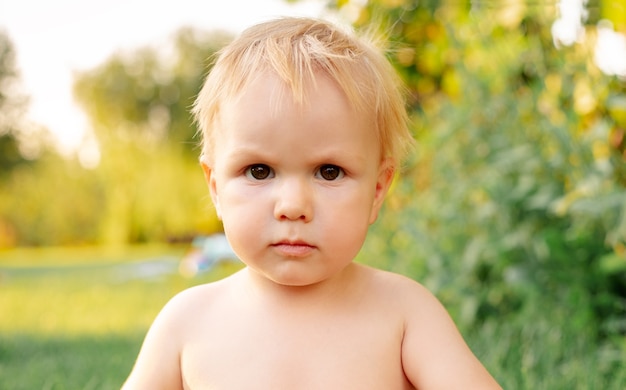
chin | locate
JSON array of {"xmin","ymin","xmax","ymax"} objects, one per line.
[
  {"xmin": 248, "ymin": 261, "xmax": 349, "ymax": 289},
  {"xmin": 269, "ymin": 274, "xmax": 323, "ymax": 287},
  {"xmin": 264, "ymin": 268, "xmax": 332, "ymax": 288}
]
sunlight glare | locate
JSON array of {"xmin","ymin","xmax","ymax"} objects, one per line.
[
  {"xmin": 78, "ymin": 133, "xmax": 101, "ymax": 170},
  {"xmin": 595, "ymin": 20, "xmax": 626, "ymax": 80},
  {"xmin": 551, "ymin": 0, "xmax": 587, "ymax": 48},
  {"xmin": 552, "ymin": 0, "xmax": 626, "ymax": 81}
]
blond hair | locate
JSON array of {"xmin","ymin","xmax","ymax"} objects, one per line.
[{"xmin": 193, "ymin": 17, "xmax": 413, "ymax": 167}]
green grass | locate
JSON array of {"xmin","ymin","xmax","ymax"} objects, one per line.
[
  {"xmin": 0, "ymin": 333, "xmax": 143, "ymax": 390},
  {"xmin": 0, "ymin": 246, "xmax": 243, "ymax": 389},
  {"xmin": 0, "ymin": 243, "xmax": 182, "ymax": 267}
]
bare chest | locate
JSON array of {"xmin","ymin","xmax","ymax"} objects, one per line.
[{"xmin": 179, "ymin": 311, "xmax": 411, "ymax": 389}]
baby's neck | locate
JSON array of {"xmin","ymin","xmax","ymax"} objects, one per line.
[{"xmin": 240, "ymin": 263, "xmax": 366, "ymax": 309}]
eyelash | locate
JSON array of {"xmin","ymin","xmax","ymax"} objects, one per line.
[{"xmin": 244, "ymin": 164, "xmax": 345, "ymax": 181}]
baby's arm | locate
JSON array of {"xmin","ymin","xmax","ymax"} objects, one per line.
[
  {"xmin": 121, "ymin": 292, "xmax": 188, "ymax": 390},
  {"xmin": 400, "ymin": 281, "xmax": 501, "ymax": 389}
]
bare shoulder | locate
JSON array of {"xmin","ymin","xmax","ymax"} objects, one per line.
[
  {"xmin": 139, "ymin": 275, "xmax": 229, "ymax": 336},
  {"xmin": 147, "ymin": 271, "xmax": 240, "ymax": 341},
  {"xmin": 362, "ymin": 266, "xmax": 501, "ymax": 389},
  {"xmin": 358, "ymin": 265, "xmax": 435, "ymax": 305},
  {"xmin": 121, "ymin": 274, "xmax": 237, "ymax": 390},
  {"xmin": 163, "ymin": 275, "xmax": 229, "ymax": 314}
]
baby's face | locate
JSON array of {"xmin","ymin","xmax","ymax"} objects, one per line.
[{"xmin": 204, "ymin": 72, "xmax": 391, "ymax": 287}]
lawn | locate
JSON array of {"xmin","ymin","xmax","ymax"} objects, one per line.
[{"xmin": 0, "ymin": 245, "xmax": 242, "ymax": 389}]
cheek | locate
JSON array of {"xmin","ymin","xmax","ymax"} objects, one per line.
[
  {"xmin": 221, "ymin": 212, "xmax": 263, "ymax": 265},
  {"xmin": 317, "ymin": 188, "xmax": 374, "ymax": 241},
  {"xmin": 219, "ymin": 189, "xmax": 262, "ymax": 227},
  {"xmin": 218, "ymin": 185, "xmax": 269, "ymax": 252}
]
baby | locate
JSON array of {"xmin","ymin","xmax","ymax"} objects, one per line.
[{"xmin": 122, "ymin": 17, "xmax": 501, "ymax": 389}]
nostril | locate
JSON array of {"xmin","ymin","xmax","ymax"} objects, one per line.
[
  {"xmin": 278, "ymin": 212, "xmax": 307, "ymax": 221},
  {"xmin": 273, "ymin": 181, "xmax": 313, "ymax": 221},
  {"xmin": 275, "ymin": 204, "xmax": 312, "ymax": 222}
]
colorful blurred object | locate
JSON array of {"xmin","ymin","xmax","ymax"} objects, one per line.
[{"xmin": 179, "ymin": 234, "xmax": 239, "ymax": 277}]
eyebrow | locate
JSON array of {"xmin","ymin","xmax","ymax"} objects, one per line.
[
  {"xmin": 225, "ymin": 144, "xmax": 368, "ymax": 166},
  {"xmin": 224, "ymin": 145, "xmax": 270, "ymax": 158},
  {"xmin": 221, "ymin": 146, "xmax": 278, "ymax": 167}
]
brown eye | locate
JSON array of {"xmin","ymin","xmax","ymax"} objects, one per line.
[
  {"xmin": 246, "ymin": 164, "xmax": 274, "ymax": 180},
  {"xmin": 317, "ymin": 165, "xmax": 344, "ymax": 181}
]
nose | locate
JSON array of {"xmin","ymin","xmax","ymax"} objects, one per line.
[{"xmin": 273, "ymin": 177, "xmax": 313, "ymax": 222}]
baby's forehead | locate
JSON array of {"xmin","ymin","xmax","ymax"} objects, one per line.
[
  {"xmin": 217, "ymin": 75, "xmax": 378, "ymax": 143},
  {"xmin": 226, "ymin": 70, "xmax": 343, "ymax": 114},
  {"xmin": 209, "ymin": 74, "xmax": 382, "ymax": 166}
]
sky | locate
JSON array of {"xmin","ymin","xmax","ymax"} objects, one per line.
[{"xmin": 0, "ymin": 0, "xmax": 336, "ymax": 155}]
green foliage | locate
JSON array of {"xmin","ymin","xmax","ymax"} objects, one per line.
[
  {"xmin": 74, "ymin": 28, "xmax": 231, "ymax": 158},
  {"xmin": 0, "ymin": 30, "xmax": 29, "ymax": 174},
  {"xmin": 0, "ymin": 132, "xmax": 28, "ymax": 178},
  {"xmin": 1, "ymin": 28, "xmax": 233, "ymax": 248},
  {"xmin": 69, "ymin": 28, "xmax": 233, "ymax": 246},
  {"xmin": 0, "ymin": 32, "xmax": 80, "ymax": 248},
  {"xmin": 0, "ymin": 152, "xmax": 102, "ymax": 246},
  {"xmin": 341, "ymin": 0, "xmax": 626, "ymax": 378},
  {"xmin": 469, "ymin": 312, "xmax": 626, "ymax": 389},
  {"xmin": 0, "ymin": 30, "xmax": 23, "ymax": 128}
]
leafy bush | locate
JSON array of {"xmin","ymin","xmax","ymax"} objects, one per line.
[{"xmin": 348, "ymin": 0, "xmax": 626, "ymax": 372}]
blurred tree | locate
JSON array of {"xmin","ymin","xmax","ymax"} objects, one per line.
[
  {"xmin": 74, "ymin": 28, "xmax": 231, "ymax": 246},
  {"xmin": 0, "ymin": 30, "xmax": 94, "ymax": 248},
  {"xmin": 0, "ymin": 151, "xmax": 104, "ymax": 246},
  {"xmin": 74, "ymin": 27, "xmax": 231, "ymax": 159},
  {"xmin": 0, "ymin": 29, "xmax": 29, "ymax": 175}
]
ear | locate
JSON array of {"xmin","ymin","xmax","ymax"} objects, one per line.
[
  {"xmin": 200, "ymin": 158, "xmax": 222, "ymax": 220},
  {"xmin": 369, "ymin": 158, "xmax": 395, "ymax": 224}
]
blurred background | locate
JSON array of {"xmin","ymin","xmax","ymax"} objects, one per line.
[{"xmin": 1, "ymin": 0, "xmax": 625, "ymax": 388}]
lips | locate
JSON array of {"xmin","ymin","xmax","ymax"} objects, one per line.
[{"xmin": 271, "ymin": 240, "xmax": 316, "ymax": 257}]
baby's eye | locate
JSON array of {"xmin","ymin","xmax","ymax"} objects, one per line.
[
  {"xmin": 316, "ymin": 165, "xmax": 344, "ymax": 181},
  {"xmin": 245, "ymin": 164, "xmax": 274, "ymax": 180}
]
